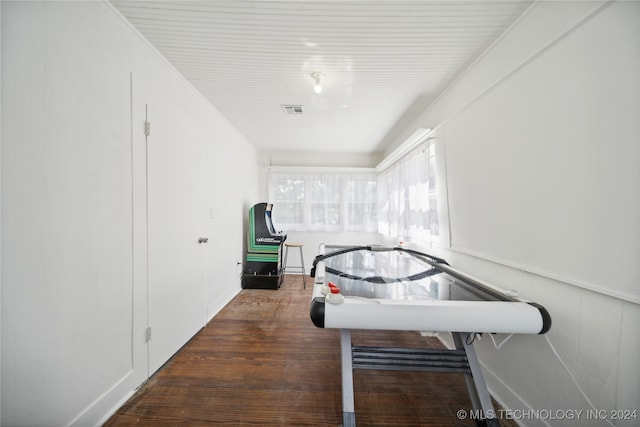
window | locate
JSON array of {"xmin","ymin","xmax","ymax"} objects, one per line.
[
  {"xmin": 377, "ymin": 139, "xmax": 439, "ymax": 244},
  {"xmin": 267, "ymin": 136, "xmax": 439, "ymax": 242},
  {"xmin": 268, "ymin": 171, "xmax": 377, "ymax": 232},
  {"xmin": 269, "ymin": 174, "xmax": 305, "ymax": 227}
]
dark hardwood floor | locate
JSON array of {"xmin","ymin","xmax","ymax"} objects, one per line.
[{"xmin": 104, "ymin": 276, "xmax": 517, "ymax": 426}]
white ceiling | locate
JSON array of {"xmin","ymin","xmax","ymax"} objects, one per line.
[{"xmin": 111, "ymin": 0, "xmax": 533, "ymax": 155}]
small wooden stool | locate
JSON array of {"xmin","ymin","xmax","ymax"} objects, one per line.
[{"xmin": 283, "ymin": 242, "xmax": 306, "ymax": 288}]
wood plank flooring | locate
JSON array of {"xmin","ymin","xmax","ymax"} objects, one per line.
[{"xmin": 104, "ymin": 276, "xmax": 517, "ymax": 426}]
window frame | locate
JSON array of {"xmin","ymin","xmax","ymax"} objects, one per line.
[{"xmin": 267, "ymin": 168, "xmax": 378, "ymax": 233}]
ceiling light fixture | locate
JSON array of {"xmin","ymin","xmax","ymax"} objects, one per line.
[{"xmin": 310, "ymin": 72, "xmax": 324, "ymax": 94}]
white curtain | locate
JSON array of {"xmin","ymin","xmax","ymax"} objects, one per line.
[
  {"xmin": 268, "ymin": 171, "xmax": 377, "ymax": 232},
  {"xmin": 377, "ymin": 140, "xmax": 439, "ymax": 244}
]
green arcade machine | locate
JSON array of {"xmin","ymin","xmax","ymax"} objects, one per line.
[{"xmin": 242, "ymin": 202, "xmax": 287, "ymax": 289}]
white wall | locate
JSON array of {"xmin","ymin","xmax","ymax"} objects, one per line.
[
  {"xmin": 204, "ymin": 115, "xmax": 259, "ymax": 320},
  {"xmin": 2, "ymin": 3, "xmax": 144, "ymax": 425},
  {"xmin": 389, "ymin": 1, "xmax": 639, "ymax": 425},
  {"xmin": 1, "ymin": 1, "xmax": 257, "ymax": 425}
]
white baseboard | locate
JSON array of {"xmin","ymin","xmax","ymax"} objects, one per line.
[
  {"xmin": 207, "ymin": 287, "xmax": 242, "ymax": 323},
  {"xmin": 69, "ymin": 369, "xmax": 144, "ymax": 427}
]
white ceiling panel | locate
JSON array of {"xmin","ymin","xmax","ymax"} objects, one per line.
[{"xmin": 111, "ymin": 0, "xmax": 533, "ymax": 154}]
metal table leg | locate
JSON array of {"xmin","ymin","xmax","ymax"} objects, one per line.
[
  {"xmin": 341, "ymin": 329, "xmax": 356, "ymax": 427},
  {"xmin": 453, "ymin": 332, "xmax": 500, "ymax": 427}
]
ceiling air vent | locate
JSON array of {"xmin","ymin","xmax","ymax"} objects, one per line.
[{"xmin": 281, "ymin": 105, "xmax": 303, "ymax": 115}]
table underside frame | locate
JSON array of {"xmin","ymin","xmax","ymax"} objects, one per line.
[{"xmin": 340, "ymin": 329, "xmax": 499, "ymax": 427}]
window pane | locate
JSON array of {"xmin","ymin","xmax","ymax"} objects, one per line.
[
  {"xmin": 377, "ymin": 139, "xmax": 439, "ymax": 244},
  {"xmin": 268, "ymin": 172, "xmax": 378, "ymax": 232},
  {"xmin": 347, "ymin": 203, "xmax": 377, "ymax": 228},
  {"xmin": 310, "ymin": 202, "xmax": 341, "ymax": 225},
  {"xmin": 276, "ymin": 202, "xmax": 304, "ymax": 225},
  {"xmin": 310, "ymin": 178, "xmax": 342, "ymax": 202},
  {"xmin": 274, "ymin": 178, "xmax": 304, "ymax": 201}
]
